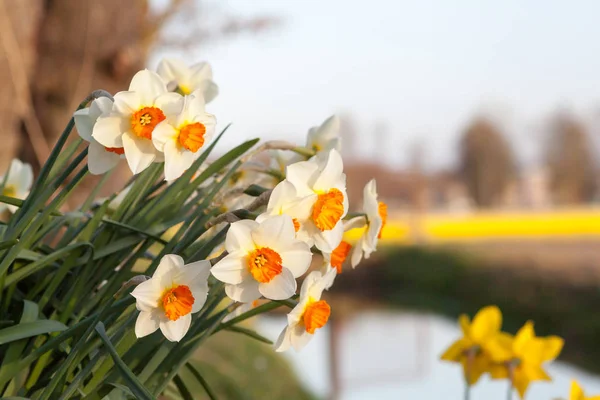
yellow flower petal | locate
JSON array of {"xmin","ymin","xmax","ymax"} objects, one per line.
[
  {"xmin": 489, "ymin": 363, "xmax": 509, "ymax": 380},
  {"xmin": 514, "ymin": 320, "xmax": 535, "ymax": 356},
  {"xmin": 487, "ymin": 332, "xmax": 515, "ymax": 363},
  {"xmin": 513, "ymin": 368, "xmax": 531, "ymax": 400},
  {"xmin": 570, "ymin": 380, "xmax": 585, "ymax": 400},
  {"xmin": 459, "ymin": 314, "xmax": 470, "ymax": 336},
  {"xmin": 522, "ymin": 363, "xmax": 551, "ymax": 382},
  {"xmin": 539, "ymin": 335, "xmax": 564, "ymax": 362},
  {"xmin": 441, "ymin": 338, "xmax": 469, "ymax": 362},
  {"xmin": 461, "ymin": 354, "xmax": 490, "ymax": 386},
  {"xmin": 470, "ymin": 305, "xmax": 502, "ymax": 343}
]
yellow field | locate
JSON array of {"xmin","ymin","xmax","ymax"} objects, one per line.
[{"xmin": 344, "ymin": 208, "xmax": 600, "ymax": 245}]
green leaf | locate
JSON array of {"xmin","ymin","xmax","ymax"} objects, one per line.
[
  {"xmin": 224, "ymin": 326, "xmax": 273, "ymax": 345},
  {"xmin": 0, "ymin": 320, "xmax": 67, "ymax": 345},
  {"xmin": 94, "ymin": 323, "xmax": 155, "ymax": 400},
  {"xmin": 172, "ymin": 375, "xmax": 194, "ymax": 400},
  {"xmin": 185, "ymin": 363, "xmax": 217, "ymax": 400},
  {"xmin": 3, "ymin": 242, "xmax": 93, "ymax": 288},
  {"xmin": 92, "ymin": 236, "xmax": 140, "ymax": 260},
  {"xmin": 0, "ymin": 239, "xmax": 18, "ymax": 251}
]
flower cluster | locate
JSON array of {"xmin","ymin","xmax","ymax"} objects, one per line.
[
  {"xmin": 441, "ymin": 305, "xmax": 565, "ymax": 399},
  {"xmin": 74, "ymin": 59, "xmax": 217, "ymax": 180},
  {"xmin": 67, "ymin": 58, "xmax": 388, "ymax": 349}
]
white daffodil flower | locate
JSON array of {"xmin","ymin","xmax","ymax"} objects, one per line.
[
  {"xmin": 92, "ymin": 69, "xmax": 184, "ymax": 175},
  {"xmin": 285, "ymin": 149, "xmax": 349, "ymax": 253},
  {"xmin": 274, "ymin": 269, "xmax": 336, "ymax": 352},
  {"xmin": 348, "ymin": 179, "xmax": 387, "ymax": 268},
  {"xmin": 74, "ymin": 97, "xmax": 124, "ymax": 175},
  {"xmin": 152, "ymin": 91, "xmax": 216, "ymax": 181},
  {"xmin": 323, "ymin": 240, "xmax": 352, "ymax": 275},
  {"xmin": 306, "ymin": 115, "xmax": 341, "ymax": 155},
  {"xmin": 256, "ymin": 180, "xmax": 315, "ymax": 240},
  {"xmin": 211, "ymin": 215, "xmax": 312, "ymax": 302},
  {"xmin": 0, "ymin": 159, "xmax": 33, "ymax": 214},
  {"xmin": 157, "ymin": 58, "xmax": 219, "ymax": 102},
  {"xmin": 131, "ymin": 254, "xmax": 210, "ymax": 342}
]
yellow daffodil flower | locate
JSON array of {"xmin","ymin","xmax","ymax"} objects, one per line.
[
  {"xmin": 487, "ymin": 320, "xmax": 564, "ymax": 399},
  {"xmin": 570, "ymin": 380, "xmax": 600, "ymax": 400},
  {"xmin": 440, "ymin": 305, "xmax": 502, "ymax": 385}
]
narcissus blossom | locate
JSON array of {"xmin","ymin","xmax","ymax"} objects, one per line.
[
  {"xmin": 0, "ymin": 159, "xmax": 33, "ymax": 214},
  {"xmin": 305, "ymin": 115, "xmax": 341, "ymax": 155},
  {"xmin": 347, "ymin": 179, "xmax": 387, "ymax": 268},
  {"xmin": 274, "ymin": 269, "xmax": 336, "ymax": 352},
  {"xmin": 570, "ymin": 380, "xmax": 600, "ymax": 400},
  {"xmin": 256, "ymin": 180, "xmax": 316, "ymax": 238},
  {"xmin": 74, "ymin": 97, "xmax": 124, "ymax": 174},
  {"xmin": 131, "ymin": 255, "xmax": 210, "ymax": 342},
  {"xmin": 92, "ymin": 70, "xmax": 183, "ymax": 175},
  {"xmin": 152, "ymin": 92, "xmax": 216, "ymax": 181},
  {"xmin": 157, "ymin": 58, "xmax": 219, "ymax": 102},
  {"xmin": 487, "ymin": 321, "xmax": 564, "ymax": 399},
  {"xmin": 211, "ymin": 215, "xmax": 312, "ymax": 302},
  {"xmin": 285, "ymin": 149, "xmax": 349, "ymax": 252},
  {"xmin": 440, "ymin": 305, "xmax": 503, "ymax": 386}
]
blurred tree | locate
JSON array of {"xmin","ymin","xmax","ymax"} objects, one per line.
[
  {"xmin": 459, "ymin": 118, "xmax": 514, "ymax": 207},
  {"xmin": 546, "ymin": 114, "xmax": 596, "ymax": 205},
  {"xmin": 0, "ymin": 0, "xmax": 277, "ymax": 173}
]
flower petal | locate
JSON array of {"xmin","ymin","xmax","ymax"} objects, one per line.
[
  {"xmin": 122, "ymin": 134, "xmax": 157, "ymax": 175},
  {"xmin": 290, "ymin": 324, "xmax": 313, "ymax": 352},
  {"xmin": 131, "ymin": 279, "xmax": 161, "ymax": 312},
  {"xmin": 225, "ymin": 220, "xmax": 258, "ymax": 253},
  {"xmin": 154, "ymin": 92, "xmax": 185, "ymax": 116},
  {"xmin": 129, "ymin": 70, "xmax": 167, "ymax": 105},
  {"xmin": 279, "ymin": 241, "xmax": 312, "ymax": 278},
  {"xmin": 163, "ymin": 141, "xmax": 194, "ymax": 181},
  {"xmin": 157, "ymin": 58, "xmax": 189, "ymax": 86},
  {"xmin": 440, "ymin": 338, "xmax": 468, "ymax": 362},
  {"xmin": 252, "ymin": 215, "xmax": 295, "ymax": 248},
  {"xmin": 469, "ymin": 305, "xmax": 502, "ymax": 343},
  {"xmin": 113, "ymin": 91, "xmax": 142, "ymax": 115},
  {"xmin": 274, "ymin": 326, "xmax": 292, "ymax": 352},
  {"xmin": 73, "ymin": 108, "xmax": 94, "ymax": 142},
  {"xmin": 159, "ymin": 313, "xmax": 191, "ymax": 342},
  {"xmin": 152, "ymin": 121, "xmax": 178, "ymax": 152},
  {"xmin": 92, "ymin": 116, "xmax": 125, "ymax": 148},
  {"xmin": 135, "ymin": 310, "xmax": 161, "ymax": 338},
  {"xmin": 313, "ymin": 149, "xmax": 345, "ymax": 192},
  {"xmin": 259, "ymin": 268, "xmax": 297, "ymax": 300},
  {"xmin": 225, "ymin": 280, "xmax": 261, "ymax": 303},
  {"xmin": 154, "ymin": 254, "xmax": 183, "ymax": 287},
  {"xmin": 211, "ymin": 252, "xmax": 249, "ymax": 285},
  {"xmin": 87, "ymin": 141, "xmax": 120, "ymax": 175},
  {"xmin": 286, "ymin": 161, "xmax": 319, "ymax": 196}
]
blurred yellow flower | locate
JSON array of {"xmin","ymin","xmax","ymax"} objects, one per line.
[
  {"xmin": 440, "ymin": 305, "xmax": 502, "ymax": 385},
  {"xmin": 570, "ymin": 380, "xmax": 600, "ymax": 400},
  {"xmin": 487, "ymin": 321, "xmax": 564, "ymax": 399}
]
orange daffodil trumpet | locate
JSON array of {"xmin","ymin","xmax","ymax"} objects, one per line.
[
  {"xmin": 274, "ymin": 269, "xmax": 336, "ymax": 352},
  {"xmin": 74, "ymin": 97, "xmax": 124, "ymax": 174},
  {"xmin": 152, "ymin": 91, "xmax": 216, "ymax": 181},
  {"xmin": 0, "ymin": 159, "xmax": 33, "ymax": 214},
  {"xmin": 570, "ymin": 381, "xmax": 600, "ymax": 400},
  {"xmin": 131, "ymin": 255, "xmax": 210, "ymax": 342},
  {"xmin": 487, "ymin": 321, "xmax": 564, "ymax": 399},
  {"xmin": 210, "ymin": 215, "xmax": 313, "ymax": 302},
  {"xmin": 157, "ymin": 58, "xmax": 219, "ymax": 101}
]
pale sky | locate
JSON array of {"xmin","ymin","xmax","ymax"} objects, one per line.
[{"xmin": 151, "ymin": 0, "xmax": 600, "ymax": 170}]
